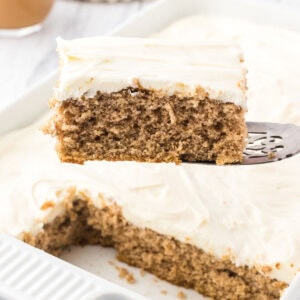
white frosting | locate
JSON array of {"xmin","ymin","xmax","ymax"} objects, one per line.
[
  {"xmin": 155, "ymin": 16, "xmax": 300, "ymax": 123},
  {"xmin": 1, "ymin": 16, "xmax": 300, "ymax": 284},
  {"xmin": 54, "ymin": 36, "xmax": 246, "ymax": 108}
]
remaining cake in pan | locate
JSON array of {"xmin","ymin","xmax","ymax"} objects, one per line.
[{"xmin": 47, "ymin": 37, "xmax": 247, "ymax": 165}]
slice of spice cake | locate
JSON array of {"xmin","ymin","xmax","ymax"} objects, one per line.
[{"xmin": 47, "ymin": 37, "xmax": 247, "ymax": 165}]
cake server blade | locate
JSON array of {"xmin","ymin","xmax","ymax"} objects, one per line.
[
  {"xmin": 242, "ymin": 122, "xmax": 300, "ymax": 165},
  {"xmin": 0, "ymin": 234, "xmax": 146, "ymax": 300}
]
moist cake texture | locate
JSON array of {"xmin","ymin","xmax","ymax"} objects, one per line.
[
  {"xmin": 48, "ymin": 37, "xmax": 247, "ymax": 165},
  {"xmin": 24, "ymin": 198, "xmax": 286, "ymax": 300},
  {"xmin": 1, "ymin": 15, "xmax": 300, "ymax": 300}
]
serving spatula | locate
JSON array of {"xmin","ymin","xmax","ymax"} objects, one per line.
[{"xmin": 243, "ymin": 122, "xmax": 300, "ymax": 164}]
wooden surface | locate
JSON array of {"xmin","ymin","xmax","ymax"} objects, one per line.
[{"xmin": 0, "ymin": 0, "xmax": 299, "ymax": 112}]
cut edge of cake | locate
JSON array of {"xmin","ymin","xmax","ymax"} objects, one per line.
[{"xmin": 23, "ymin": 194, "xmax": 287, "ymax": 300}]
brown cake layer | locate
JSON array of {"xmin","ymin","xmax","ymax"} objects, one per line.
[
  {"xmin": 48, "ymin": 87, "xmax": 247, "ymax": 165},
  {"xmin": 24, "ymin": 198, "xmax": 286, "ymax": 299}
]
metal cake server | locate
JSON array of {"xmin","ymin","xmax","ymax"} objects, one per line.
[{"xmin": 243, "ymin": 122, "xmax": 300, "ymax": 165}]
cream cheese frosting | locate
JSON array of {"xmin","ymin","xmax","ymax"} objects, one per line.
[
  {"xmin": 155, "ymin": 16, "xmax": 300, "ymax": 123},
  {"xmin": 1, "ymin": 15, "xmax": 300, "ymax": 285},
  {"xmin": 54, "ymin": 36, "xmax": 247, "ymax": 108}
]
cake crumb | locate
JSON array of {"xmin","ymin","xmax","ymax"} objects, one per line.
[
  {"xmin": 262, "ymin": 265, "xmax": 273, "ymax": 274},
  {"xmin": 110, "ymin": 261, "xmax": 136, "ymax": 284},
  {"xmin": 132, "ymin": 77, "xmax": 142, "ymax": 88},
  {"xmin": 290, "ymin": 263, "xmax": 294, "ymax": 268},
  {"xmin": 98, "ymin": 193, "xmax": 107, "ymax": 207},
  {"xmin": 185, "ymin": 236, "xmax": 191, "ymax": 242},
  {"xmin": 161, "ymin": 290, "xmax": 168, "ymax": 295},
  {"xmin": 177, "ymin": 291, "xmax": 187, "ymax": 299},
  {"xmin": 275, "ymin": 262, "xmax": 281, "ymax": 270},
  {"xmin": 40, "ymin": 201, "xmax": 55, "ymax": 210},
  {"xmin": 117, "ymin": 267, "xmax": 136, "ymax": 284}
]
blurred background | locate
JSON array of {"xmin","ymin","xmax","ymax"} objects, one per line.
[{"xmin": 0, "ymin": 0, "xmax": 299, "ymax": 111}]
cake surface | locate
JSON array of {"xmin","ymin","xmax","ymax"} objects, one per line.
[
  {"xmin": 48, "ymin": 37, "xmax": 247, "ymax": 165},
  {"xmin": 1, "ymin": 15, "xmax": 300, "ymax": 300}
]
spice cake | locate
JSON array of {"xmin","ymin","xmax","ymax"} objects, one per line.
[
  {"xmin": 1, "ymin": 14, "xmax": 300, "ymax": 300},
  {"xmin": 47, "ymin": 37, "xmax": 247, "ymax": 165}
]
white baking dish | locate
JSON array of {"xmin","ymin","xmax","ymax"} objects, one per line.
[{"xmin": 0, "ymin": 0, "xmax": 299, "ymax": 299}]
